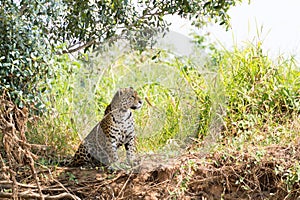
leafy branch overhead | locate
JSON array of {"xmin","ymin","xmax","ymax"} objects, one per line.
[
  {"xmin": 0, "ymin": 0, "xmax": 242, "ymax": 109},
  {"xmin": 59, "ymin": 0, "xmax": 242, "ymax": 53}
]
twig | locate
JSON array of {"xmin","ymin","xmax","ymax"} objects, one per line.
[
  {"xmin": 0, "ymin": 191, "xmax": 81, "ymax": 200},
  {"xmin": 36, "ymin": 163, "xmax": 79, "ymax": 200},
  {"xmin": 95, "ymin": 172, "xmax": 125, "ymax": 191},
  {"xmin": 145, "ymin": 96, "xmax": 153, "ymax": 107},
  {"xmin": 27, "ymin": 153, "xmax": 44, "ymax": 200},
  {"xmin": 116, "ymin": 171, "xmax": 133, "ymax": 199},
  {"xmin": 0, "ymin": 180, "xmax": 37, "ymax": 189}
]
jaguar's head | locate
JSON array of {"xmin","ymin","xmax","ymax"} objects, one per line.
[{"xmin": 111, "ymin": 87, "xmax": 143, "ymax": 110}]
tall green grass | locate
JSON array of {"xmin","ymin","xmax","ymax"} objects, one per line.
[
  {"xmin": 27, "ymin": 55, "xmax": 82, "ymax": 156},
  {"xmin": 218, "ymin": 43, "xmax": 300, "ymax": 146},
  {"xmin": 91, "ymin": 50, "xmax": 212, "ymax": 152},
  {"xmin": 28, "ymin": 37, "xmax": 300, "ymax": 158}
]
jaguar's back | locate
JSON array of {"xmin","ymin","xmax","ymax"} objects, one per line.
[{"xmin": 70, "ymin": 87, "xmax": 143, "ymax": 167}]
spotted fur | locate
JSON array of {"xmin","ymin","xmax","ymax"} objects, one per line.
[{"xmin": 69, "ymin": 87, "xmax": 143, "ymax": 167}]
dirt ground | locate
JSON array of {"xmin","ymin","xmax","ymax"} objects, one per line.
[{"xmin": 1, "ymin": 143, "xmax": 300, "ymax": 200}]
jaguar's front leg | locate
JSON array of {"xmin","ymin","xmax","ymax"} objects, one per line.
[
  {"xmin": 106, "ymin": 138, "xmax": 124, "ymax": 172},
  {"xmin": 125, "ymin": 136, "xmax": 138, "ymax": 166},
  {"xmin": 106, "ymin": 138, "xmax": 118, "ymax": 164}
]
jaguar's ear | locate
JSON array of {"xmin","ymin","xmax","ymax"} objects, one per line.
[{"xmin": 117, "ymin": 89, "xmax": 123, "ymax": 96}]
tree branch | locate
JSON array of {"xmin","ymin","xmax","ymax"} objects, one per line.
[{"xmin": 59, "ymin": 39, "xmax": 96, "ymax": 54}]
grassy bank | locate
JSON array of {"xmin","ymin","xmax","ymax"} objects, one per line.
[{"xmin": 27, "ymin": 38, "xmax": 300, "ymax": 162}]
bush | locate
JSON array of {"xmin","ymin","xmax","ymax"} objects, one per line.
[{"xmin": 0, "ymin": 0, "xmax": 65, "ymax": 110}]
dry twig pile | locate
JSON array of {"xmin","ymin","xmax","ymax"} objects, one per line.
[{"xmin": 0, "ymin": 95, "xmax": 80, "ymax": 199}]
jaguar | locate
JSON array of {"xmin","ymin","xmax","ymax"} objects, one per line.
[{"xmin": 69, "ymin": 87, "xmax": 143, "ymax": 167}]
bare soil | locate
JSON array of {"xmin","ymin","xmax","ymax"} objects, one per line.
[{"xmin": 2, "ymin": 143, "xmax": 300, "ymax": 200}]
